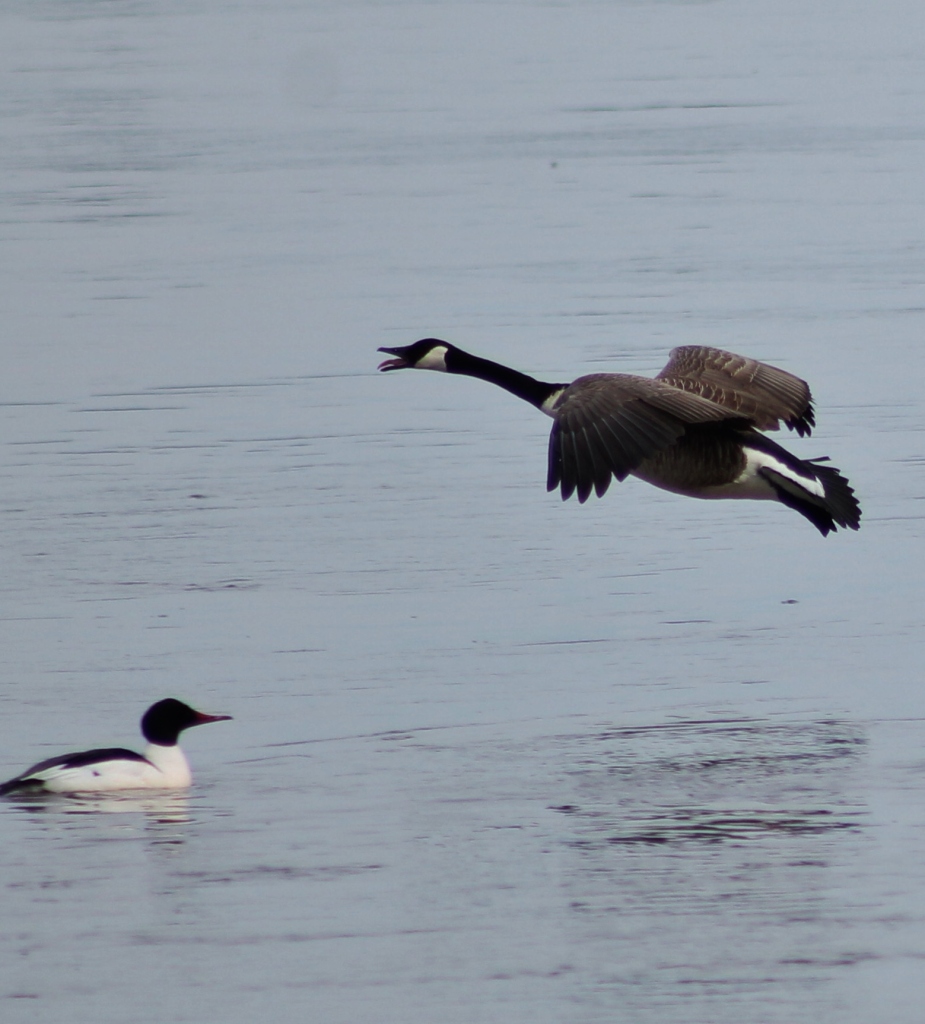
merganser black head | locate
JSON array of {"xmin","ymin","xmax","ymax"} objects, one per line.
[
  {"xmin": 141, "ymin": 699, "xmax": 232, "ymax": 747},
  {"xmin": 378, "ymin": 339, "xmax": 452, "ymax": 372}
]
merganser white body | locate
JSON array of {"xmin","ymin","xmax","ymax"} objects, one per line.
[{"xmin": 0, "ymin": 699, "xmax": 231, "ymax": 795}]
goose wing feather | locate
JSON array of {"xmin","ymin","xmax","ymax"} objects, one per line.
[
  {"xmin": 547, "ymin": 374, "xmax": 738, "ymax": 502},
  {"xmin": 656, "ymin": 346, "xmax": 815, "ymax": 436}
]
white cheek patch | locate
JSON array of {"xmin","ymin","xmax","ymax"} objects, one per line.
[{"xmin": 416, "ymin": 346, "xmax": 449, "ymax": 372}]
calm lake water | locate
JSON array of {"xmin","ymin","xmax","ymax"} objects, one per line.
[{"xmin": 2, "ymin": 1, "xmax": 925, "ymax": 1021}]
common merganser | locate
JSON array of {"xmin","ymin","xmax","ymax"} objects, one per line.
[
  {"xmin": 377, "ymin": 339, "xmax": 861, "ymax": 536},
  {"xmin": 0, "ymin": 699, "xmax": 231, "ymax": 795}
]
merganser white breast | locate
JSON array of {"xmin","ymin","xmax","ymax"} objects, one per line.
[{"xmin": 0, "ymin": 699, "xmax": 231, "ymax": 796}]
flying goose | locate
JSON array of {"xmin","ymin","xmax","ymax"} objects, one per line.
[
  {"xmin": 0, "ymin": 699, "xmax": 232, "ymax": 795},
  {"xmin": 378, "ymin": 339, "xmax": 861, "ymax": 536}
]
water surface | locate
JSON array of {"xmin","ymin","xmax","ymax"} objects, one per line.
[{"xmin": 2, "ymin": 1, "xmax": 925, "ymax": 1021}]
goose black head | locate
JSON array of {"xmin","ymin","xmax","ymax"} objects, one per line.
[{"xmin": 378, "ymin": 338, "xmax": 452, "ymax": 372}]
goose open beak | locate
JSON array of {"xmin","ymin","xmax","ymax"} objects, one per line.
[{"xmin": 377, "ymin": 346, "xmax": 409, "ymax": 371}]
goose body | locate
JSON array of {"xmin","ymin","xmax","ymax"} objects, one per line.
[
  {"xmin": 0, "ymin": 699, "xmax": 231, "ymax": 795},
  {"xmin": 378, "ymin": 339, "xmax": 861, "ymax": 536}
]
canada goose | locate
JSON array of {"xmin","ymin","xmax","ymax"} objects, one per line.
[
  {"xmin": 378, "ymin": 339, "xmax": 861, "ymax": 536},
  {"xmin": 0, "ymin": 699, "xmax": 232, "ymax": 795}
]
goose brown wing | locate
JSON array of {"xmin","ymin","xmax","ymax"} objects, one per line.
[
  {"xmin": 547, "ymin": 374, "xmax": 737, "ymax": 502},
  {"xmin": 656, "ymin": 346, "xmax": 814, "ymax": 436}
]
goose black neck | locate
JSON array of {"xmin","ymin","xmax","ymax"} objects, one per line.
[{"xmin": 445, "ymin": 348, "xmax": 562, "ymax": 409}]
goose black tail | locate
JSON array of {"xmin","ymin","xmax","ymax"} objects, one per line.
[{"xmin": 760, "ymin": 456, "xmax": 861, "ymax": 537}]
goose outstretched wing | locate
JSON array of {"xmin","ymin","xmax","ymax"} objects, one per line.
[
  {"xmin": 656, "ymin": 346, "xmax": 814, "ymax": 436},
  {"xmin": 547, "ymin": 374, "xmax": 741, "ymax": 502}
]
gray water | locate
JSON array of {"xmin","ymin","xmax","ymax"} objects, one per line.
[{"xmin": 2, "ymin": 1, "xmax": 925, "ymax": 1021}]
